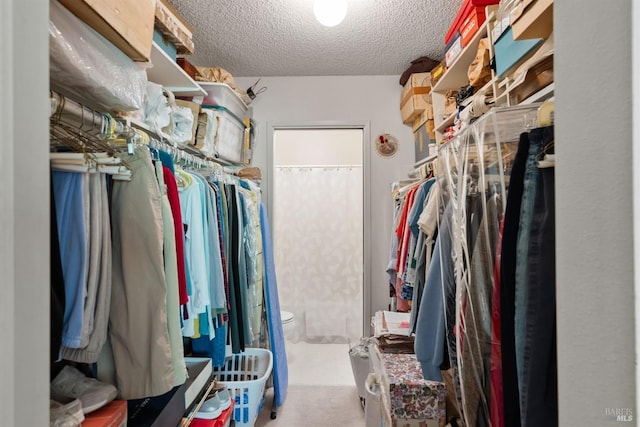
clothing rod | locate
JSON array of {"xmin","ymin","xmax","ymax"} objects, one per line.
[
  {"xmin": 50, "ymin": 91, "xmax": 126, "ymax": 135},
  {"xmin": 413, "ymin": 154, "xmax": 437, "ymax": 169}
]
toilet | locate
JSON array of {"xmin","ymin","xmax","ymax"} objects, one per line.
[{"xmin": 280, "ymin": 311, "xmax": 295, "ymax": 341}]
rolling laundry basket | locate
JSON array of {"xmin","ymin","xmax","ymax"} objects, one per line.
[{"xmin": 212, "ymin": 348, "xmax": 273, "ymax": 427}]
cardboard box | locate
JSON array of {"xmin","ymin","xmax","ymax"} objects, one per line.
[
  {"xmin": 494, "ymin": 26, "xmax": 543, "ymax": 77},
  {"xmin": 177, "ymin": 57, "xmax": 198, "ymax": 80},
  {"xmin": 411, "ymin": 105, "xmax": 434, "ymax": 132},
  {"xmin": 153, "ymin": 28, "xmax": 177, "ymax": 60},
  {"xmin": 154, "ymin": 0, "xmax": 195, "ymax": 54},
  {"xmin": 460, "ymin": 7, "xmax": 487, "ymax": 46},
  {"xmin": 444, "ymin": 0, "xmax": 500, "ymax": 45},
  {"xmin": 414, "ymin": 120, "xmax": 437, "ymax": 163},
  {"xmin": 58, "ymin": 0, "xmax": 156, "ymax": 62},
  {"xmin": 83, "ymin": 400, "xmax": 127, "ymax": 427},
  {"xmin": 128, "ymin": 383, "xmax": 186, "ymax": 427},
  {"xmin": 511, "ymin": 55, "xmax": 553, "ymax": 103},
  {"xmin": 510, "ymin": 0, "xmax": 553, "ymax": 41},
  {"xmin": 400, "ymin": 73, "xmax": 432, "ymax": 125}
]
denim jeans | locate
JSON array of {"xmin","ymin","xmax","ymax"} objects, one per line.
[
  {"xmin": 500, "ymin": 133, "xmax": 530, "ymax": 427},
  {"xmin": 514, "ymin": 130, "xmax": 545, "ymax": 396},
  {"xmin": 520, "ymin": 127, "xmax": 557, "ymax": 427}
]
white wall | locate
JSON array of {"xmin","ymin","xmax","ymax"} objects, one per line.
[
  {"xmin": 236, "ymin": 75, "xmax": 414, "ymax": 323},
  {"xmin": 274, "ymin": 129, "xmax": 363, "ymax": 165},
  {"xmin": 0, "ymin": 0, "xmax": 50, "ymax": 425},
  {"xmin": 556, "ymin": 0, "xmax": 636, "ymax": 425}
]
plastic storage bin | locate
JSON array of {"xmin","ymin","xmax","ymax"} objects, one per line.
[
  {"xmin": 199, "ymin": 82, "xmax": 248, "ymax": 120},
  {"xmin": 198, "ymin": 106, "xmax": 246, "ymax": 164},
  {"xmin": 212, "ymin": 348, "xmax": 273, "ymax": 427},
  {"xmin": 365, "ymin": 373, "xmax": 382, "ymax": 427},
  {"xmin": 349, "ymin": 338, "xmax": 372, "ymax": 405}
]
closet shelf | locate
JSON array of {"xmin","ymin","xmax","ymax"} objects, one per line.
[
  {"xmin": 147, "ymin": 41, "xmax": 206, "ymax": 97},
  {"xmin": 437, "ymin": 111, "xmax": 457, "ymax": 133},
  {"xmin": 519, "ymin": 82, "xmax": 555, "ymax": 105},
  {"xmin": 432, "ymin": 21, "xmax": 489, "ymax": 93}
]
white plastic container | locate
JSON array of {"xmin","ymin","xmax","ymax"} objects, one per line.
[
  {"xmin": 198, "ymin": 106, "xmax": 246, "ymax": 164},
  {"xmin": 198, "ymin": 82, "xmax": 248, "ymax": 120},
  {"xmin": 212, "ymin": 348, "xmax": 273, "ymax": 427},
  {"xmin": 365, "ymin": 373, "xmax": 382, "ymax": 427}
]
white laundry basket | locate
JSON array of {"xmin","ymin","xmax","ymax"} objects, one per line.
[
  {"xmin": 211, "ymin": 348, "xmax": 273, "ymax": 427},
  {"xmin": 365, "ymin": 373, "xmax": 382, "ymax": 427}
]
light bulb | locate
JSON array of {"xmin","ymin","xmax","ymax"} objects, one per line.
[{"xmin": 313, "ymin": 0, "xmax": 348, "ymax": 27}]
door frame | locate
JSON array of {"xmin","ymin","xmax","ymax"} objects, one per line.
[{"xmin": 267, "ymin": 121, "xmax": 372, "ymax": 338}]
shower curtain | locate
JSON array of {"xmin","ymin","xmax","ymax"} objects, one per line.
[{"xmin": 273, "ymin": 165, "xmax": 363, "ymax": 343}]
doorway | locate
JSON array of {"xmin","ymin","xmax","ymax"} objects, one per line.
[{"xmin": 271, "ymin": 128, "xmax": 365, "ymax": 345}]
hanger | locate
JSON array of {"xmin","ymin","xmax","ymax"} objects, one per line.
[
  {"xmin": 246, "ymin": 78, "xmax": 267, "ymax": 100},
  {"xmin": 537, "ymin": 139, "xmax": 555, "ymax": 168}
]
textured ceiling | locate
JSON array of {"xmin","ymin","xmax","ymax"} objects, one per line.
[{"xmin": 166, "ymin": 0, "xmax": 462, "ymax": 77}]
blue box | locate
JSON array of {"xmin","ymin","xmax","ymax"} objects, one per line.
[
  {"xmin": 494, "ymin": 26, "xmax": 542, "ymax": 77},
  {"xmin": 153, "ymin": 28, "xmax": 178, "ymax": 61}
]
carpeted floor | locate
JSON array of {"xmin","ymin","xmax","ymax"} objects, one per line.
[{"xmin": 255, "ymin": 384, "xmax": 365, "ymax": 427}]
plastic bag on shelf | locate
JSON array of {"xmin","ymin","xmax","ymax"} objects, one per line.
[
  {"xmin": 49, "ymin": 0, "xmax": 147, "ymax": 112},
  {"xmin": 170, "ymin": 106, "xmax": 195, "ymax": 148},
  {"xmin": 143, "ymin": 82, "xmax": 172, "ymax": 137},
  {"xmin": 198, "ymin": 109, "xmax": 218, "ymax": 158}
]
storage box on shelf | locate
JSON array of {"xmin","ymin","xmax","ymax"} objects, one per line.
[
  {"xmin": 58, "ymin": 0, "xmax": 156, "ymax": 62},
  {"xmin": 445, "ymin": 33, "xmax": 463, "ymax": 68},
  {"xmin": 401, "ymin": 73, "xmax": 432, "ymax": 125},
  {"xmin": 155, "ymin": 0, "xmax": 195, "ymax": 55},
  {"xmin": 510, "ymin": 0, "xmax": 553, "ymax": 41},
  {"xmin": 431, "ymin": 8, "xmax": 497, "ymax": 143},
  {"xmin": 153, "ymin": 28, "xmax": 178, "ymax": 61},
  {"xmin": 414, "ymin": 119, "xmax": 437, "ymax": 164},
  {"xmin": 508, "ymin": 55, "xmax": 553, "ymax": 104},
  {"xmin": 197, "ymin": 83, "xmax": 249, "ymax": 121},
  {"xmin": 460, "ymin": 6, "xmax": 487, "ymax": 46},
  {"xmin": 444, "ymin": 0, "xmax": 500, "ymax": 45},
  {"xmin": 493, "ymin": 26, "xmax": 543, "ymax": 77}
]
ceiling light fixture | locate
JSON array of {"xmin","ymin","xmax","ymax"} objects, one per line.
[{"xmin": 313, "ymin": 0, "xmax": 348, "ymax": 27}]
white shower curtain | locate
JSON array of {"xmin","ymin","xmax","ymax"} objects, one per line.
[{"xmin": 273, "ymin": 166, "xmax": 363, "ymax": 343}]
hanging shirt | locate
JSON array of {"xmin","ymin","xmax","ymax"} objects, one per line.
[{"xmin": 178, "ymin": 171, "xmax": 212, "ymax": 337}]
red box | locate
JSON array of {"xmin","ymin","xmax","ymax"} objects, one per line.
[
  {"xmin": 444, "ymin": 0, "xmax": 500, "ymax": 45},
  {"xmin": 82, "ymin": 400, "xmax": 127, "ymax": 427},
  {"xmin": 460, "ymin": 7, "xmax": 487, "ymax": 47},
  {"xmin": 189, "ymin": 400, "xmax": 234, "ymax": 427}
]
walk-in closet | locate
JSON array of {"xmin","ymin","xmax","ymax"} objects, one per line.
[{"xmin": 0, "ymin": 1, "xmax": 636, "ymax": 427}]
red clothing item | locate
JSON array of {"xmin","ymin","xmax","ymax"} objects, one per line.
[
  {"xmin": 490, "ymin": 215, "xmax": 505, "ymax": 427},
  {"xmin": 163, "ymin": 167, "xmax": 189, "ymax": 305},
  {"xmin": 396, "ymin": 186, "xmax": 418, "ymax": 312}
]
